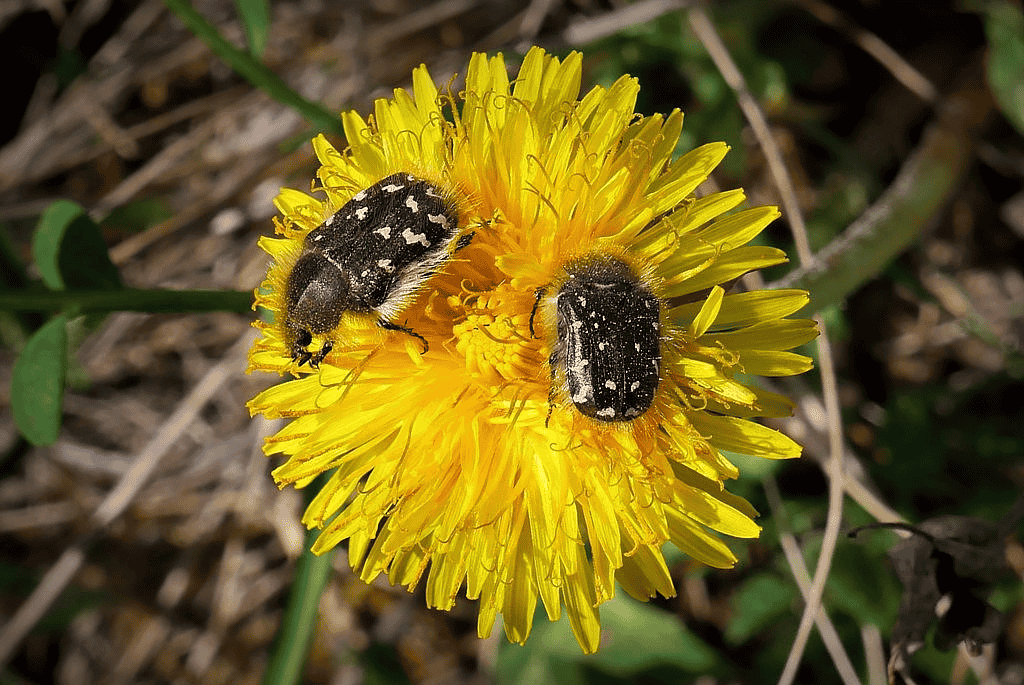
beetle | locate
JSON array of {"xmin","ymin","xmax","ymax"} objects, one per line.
[
  {"xmin": 284, "ymin": 172, "xmax": 465, "ymax": 367},
  {"xmin": 532, "ymin": 253, "xmax": 662, "ymax": 422}
]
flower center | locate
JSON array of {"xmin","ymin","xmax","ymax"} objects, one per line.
[{"xmin": 448, "ymin": 284, "xmax": 546, "ymax": 389}]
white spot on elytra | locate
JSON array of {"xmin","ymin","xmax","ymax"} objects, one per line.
[
  {"xmin": 578, "ymin": 297, "xmax": 587, "ymax": 307},
  {"xmin": 405, "ymin": 196, "xmax": 420, "ymax": 212},
  {"xmin": 598, "ymin": 342, "xmax": 606, "ymax": 351},
  {"xmin": 354, "ymin": 207, "xmax": 369, "ymax": 220},
  {"xmin": 402, "ymin": 227, "xmax": 430, "ymax": 246},
  {"xmin": 605, "ymin": 380, "xmax": 616, "ymax": 390},
  {"xmin": 353, "ymin": 189, "xmax": 367, "ymax": 201},
  {"xmin": 630, "ymin": 381, "xmax": 640, "ymax": 392},
  {"xmin": 634, "ymin": 342, "xmax": 641, "ymax": 352},
  {"xmin": 377, "ymin": 259, "xmax": 395, "ymax": 272},
  {"xmin": 597, "ymin": 407, "xmax": 616, "ymax": 418},
  {"xmin": 312, "ymin": 233, "xmax": 324, "ymax": 241},
  {"xmin": 374, "ymin": 226, "xmax": 392, "ymax": 239},
  {"xmin": 383, "ymin": 183, "xmax": 404, "ymax": 193},
  {"xmin": 427, "ymin": 213, "xmax": 448, "ymax": 228}
]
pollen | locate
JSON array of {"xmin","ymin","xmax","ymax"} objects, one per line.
[{"xmin": 450, "ymin": 284, "xmax": 543, "ymax": 387}]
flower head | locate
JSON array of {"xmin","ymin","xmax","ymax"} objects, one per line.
[{"xmin": 248, "ymin": 47, "xmax": 816, "ymax": 652}]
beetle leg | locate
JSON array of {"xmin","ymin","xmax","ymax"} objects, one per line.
[
  {"xmin": 529, "ymin": 287, "xmax": 547, "ymax": 339},
  {"xmin": 454, "ymin": 231, "xmax": 475, "ymax": 252},
  {"xmin": 544, "ymin": 346, "xmax": 558, "ymax": 427},
  {"xmin": 378, "ymin": 318, "xmax": 429, "ymax": 354},
  {"xmin": 309, "ymin": 339, "xmax": 334, "ymax": 368}
]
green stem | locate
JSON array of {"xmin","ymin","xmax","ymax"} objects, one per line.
[
  {"xmin": 262, "ymin": 477, "xmax": 336, "ymax": 685},
  {"xmin": 0, "ymin": 289, "xmax": 253, "ymax": 314},
  {"xmin": 771, "ymin": 64, "xmax": 994, "ymax": 313},
  {"xmin": 161, "ymin": 0, "xmax": 345, "ymax": 137}
]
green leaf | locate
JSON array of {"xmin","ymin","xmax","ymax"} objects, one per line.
[
  {"xmin": 234, "ymin": 0, "xmax": 270, "ymax": 58},
  {"xmin": 496, "ymin": 617, "xmax": 584, "ymax": 685},
  {"xmin": 588, "ymin": 593, "xmax": 720, "ymax": 674},
  {"xmin": 33, "ymin": 200, "xmax": 122, "ymax": 292},
  {"xmin": 11, "ymin": 314, "xmax": 69, "ymax": 446},
  {"xmin": 101, "ymin": 198, "xmax": 173, "ymax": 234},
  {"xmin": 162, "ymin": 0, "xmax": 344, "ymax": 136},
  {"xmin": 54, "ymin": 45, "xmax": 87, "ymax": 90},
  {"xmin": 984, "ymin": 1, "xmax": 1024, "ymax": 136},
  {"xmin": 261, "ymin": 476, "xmax": 335, "ymax": 685},
  {"xmin": 826, "ymin": 549, "xmax": 900, "ymax": 628},
  {"xmin": 497, "ymin": 593, "xmax": 720, "ymax": 684},
  {"xmin": 33, "ymin": 201, "xmax": 84, "ymax": 290},
  {"xmin": 724, "ymin": 573, "xmax": 798, "ymax": 645},
  {"xmin": 362, "ymin": 644, "xmax": 412, "ymax": 685}
]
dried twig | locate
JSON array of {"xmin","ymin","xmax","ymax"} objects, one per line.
[
  {"xmin": 794, "ymin": 0, "xmax": 938, "ymax": 104},
  {"xmin": 564, "ymin": 0, "xmax": 690, "ymax": 46},
  {"xmin": 862, "ymin": 623, "xmax": 887, "ymax": 685},
  {"xmin": 771, "ymin": 392, "xmax": 905, "ymax": 525},
  {"xmin": 763, "ymin": 475, "xmax": 861, "ymax": 685},
  {"xmin": 518, "ymin": 0, "xmax": 558, "ymax": 39},
  {"xmin": 685, "ymin": 8, "xmax": 847, "ymax": 685},
  {"xmin": 367, "ymin": 0, "xmax": 478, "ymax": 52},
  {"xmin": 0, "ymin": 332, "xmax": 254, "ymax": 671},
  {"xmin": 768, "ymin": 58, "xmax": 993, "ymax": 311}
]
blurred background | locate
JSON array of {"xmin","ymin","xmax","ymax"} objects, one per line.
[{"xmin": 0, "ymin": 0, "xmax": 1022, "ymax": 683}]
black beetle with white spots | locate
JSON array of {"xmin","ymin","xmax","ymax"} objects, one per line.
[
  {"xmin": 284, "ymin": 172, "xmax": 465, "ymax": 367},
  {"xmin": 534, "ymin": 253, "xmax": 663, "ymax": 423}
]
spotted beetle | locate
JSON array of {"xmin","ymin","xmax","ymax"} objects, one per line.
[
  {"xmin": 533, "ymin": 254, "xmax": 662, "ymax": 422},
  {"xmin": 284, "ymin": 173, "xmax": 465, "ymax": 367}
]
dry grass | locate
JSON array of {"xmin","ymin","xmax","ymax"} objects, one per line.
[{"xmin": 1, "ymin": 1, "xmax": 1022, "ymax": 684}]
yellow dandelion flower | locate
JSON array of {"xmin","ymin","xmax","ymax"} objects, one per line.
[{"xmin": 248, "ymin": 47, "xmax": 817, "ymax": 653}]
